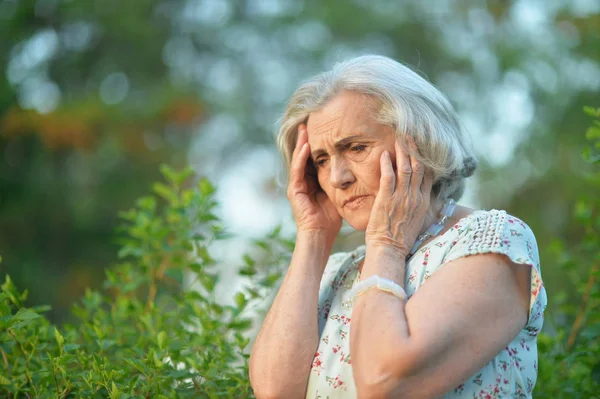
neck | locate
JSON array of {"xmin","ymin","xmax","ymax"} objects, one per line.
[{"xmin": 419, "ymin": 198, "xmax": 444, "ymax": 235}]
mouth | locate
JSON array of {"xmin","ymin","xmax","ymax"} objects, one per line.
[{"xmin": 343, "ymin": 195, "xmax": 369, "ymax": 209}]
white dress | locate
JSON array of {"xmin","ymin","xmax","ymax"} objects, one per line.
[{"xmin": 305, "ymin": 210, "xmax": 547, "ymax": 398}]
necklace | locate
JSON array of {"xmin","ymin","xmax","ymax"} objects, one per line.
[
  {"xmin": 353, "ymin": 198, "xmax": 456, "ymax": 270},
  {"xmin": 408, "ymin": 198, "xmax": 456, "ymax": 257},
  {"xmin": 345, "ymin": 199, "xmax": 456, "ymax": 309}
]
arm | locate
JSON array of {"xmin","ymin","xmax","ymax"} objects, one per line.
[
  {"xmin": 351, "ymin": 248, "xmax": 530, "ymax": 398},
  {"xmin": 249, "ymin": 232, "xmax": 332, "ymax": 399},
  {"xmin": 250, "ymin": 123, "xmax": 342, "ymax": 398},
  {"xmin": 351, "ymin": 138, "xmax": 531, "ymax": 398}
]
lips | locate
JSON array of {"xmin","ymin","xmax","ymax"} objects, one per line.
[{"xmin": 343, "ymin": 195, "xmax": 369, "ymax": 209}]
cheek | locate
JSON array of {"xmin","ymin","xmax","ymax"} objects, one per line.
[
  {"xmin": 317, "ymin": 171, "xmax": 335, "ymax": 197},
  {"xmin": 365, "ymin": 151, "xmax": 386, "ymax": 189},
  {"xmin": 317, "ymin": 171, "xmax": 326, "ymax": 190}
]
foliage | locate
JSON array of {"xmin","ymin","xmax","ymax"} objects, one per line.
[
  {"xmin": 1, "ymin": 110, "xmax": 600, "ymax": 396},
  {"xmin": 0, "ymin": 166, "xmax": 290, "ymax": 398},
  {"xmin": 534, "ymin": 107, "xmax": 600, "ymax": 398}
]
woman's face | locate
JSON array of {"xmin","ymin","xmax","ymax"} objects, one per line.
[{"xmin": 306, "ymin": 91, "xmax": 397, "ymax": 231}]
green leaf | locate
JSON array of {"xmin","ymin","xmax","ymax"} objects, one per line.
[
  {"xmin": 239, "ymin": 265, "xmax": 256, "ymax": 276},
  {"xmin": 1, "ymin": 275, "xmax": 20, "ymax": 306},
  {"xmin": 200, "ymin": 273, "xmax": 218, "ymax": 292},
  {"xmin": 136, "ymin": 196, "xmax": 157, "ymax": 212},
  {"xmin": 124, "ymin": 358, "xmax": 148, "ymax": 376},
  {"xmin": 32, "ymin": 304, "xmax": 52, "ymax": 313},
  {"xmin": 152, "ymin": 350, "xmax": 163, "ymax": 368},
  {"xmin": 254, "ymin": 239, "xmax": 269, "ymax": 250},
  {"xmin": 119, "ymin": 208, "xmax": 137, "ymax": 221},
  {"xmin": 0, "ymin": 375, "xmax": 10, "ymax": 385},
  {"xmin": 198, "ymin": 178, "xmax": 215, "ymax": 196},
  {"xmin": 586, "ymin": 126, "xmax": 600, "ymax": 140},
  {"xmin": 242, "ymin": 254, "xmax": 255, "ymax": 267},
  {"xmin": 110, "ymin": 381, "xmax": 121, "ymax": 399},
  {"xmin": 175, "ymin": 167, "xmax": 193, "ymax": 186},
  {"xmin": 234, "ymin": 332, "xmax": 250, "ymax": 351},
  {"xmin": 262, "ymin": 273, "xmax": 282, "ymax": 288},
  {"xmin": 234, "ymin": 293, "xmax": 247, "ymax": 310},
  {"xmin": 153, "ymin": 182, "xmax": 177, "ymax": 203},
  {"xmin": 14, "ymin": 308, "xmax": 41, "ymax": 321},
  {"xmin": 157, "ymin": 331, "xmax": 167, "ymax": 351},
  {"xmin": 189, "ymin": 262, "xmax": 204, "ymax": 275},
  {"xmin": 55, "ymin": 327, "xmax": 65, "ymax": 353},
  {"xmin": 192, "ymin": 232, "xmax": 205, "ymax": 241},
  {"xmin": 228, "ymin": 318, "xmax": 252, "ymax": 331},
  {"xmin": 117, "ymin": 245, "xmax": 144, "ymax": 259},
  {"xmin": 583, "ymin": 106, "xmax": 600, "ymax": 117},
  {"xmin": 160, "ymin": 164, "xmax": 178, "ymax": 184},
  {"xmin": 64, "ymin": 343, "xmax": 80, "ymax": 352},
  {"xmin": 245, "ymin": 287, "xmax": 261, "ymax": 299}
]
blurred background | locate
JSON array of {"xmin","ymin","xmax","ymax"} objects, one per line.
[{"xmin": 0, "ymin": 0, "xmax": 598, "ymax": 323}]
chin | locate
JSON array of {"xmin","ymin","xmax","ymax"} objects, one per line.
[{"xmin": 342, "ymin": 211, "xmax": 370, "ymax": 232}]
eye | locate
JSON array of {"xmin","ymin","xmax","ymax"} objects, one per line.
[
  {"xmin": 315, "ymin": 158, "xmax": 328, "ymax": 167},
  {"xmin": 349, "ymin": 144, "xmax": 367, "ymax": 152}
]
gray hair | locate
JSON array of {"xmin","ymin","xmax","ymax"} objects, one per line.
[{"xmin": 276, "ymin": 55, "xmax": 477, "ymax": 201}]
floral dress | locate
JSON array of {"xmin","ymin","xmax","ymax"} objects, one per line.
[{"xmin": 305, "ymin": 210, "xmax": 547, "ymax": 399}]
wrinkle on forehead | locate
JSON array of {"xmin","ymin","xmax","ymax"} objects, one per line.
[
  {"xmin": 311, "ymin": 114, "xmax": 345, "ymax": 137},
  {"xmin": 308, "ymin": 93, "xmax": 379, "ymax": 138}
]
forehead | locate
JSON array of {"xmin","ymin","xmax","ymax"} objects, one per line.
[{"xmin": 306, "ymin": 91, "xmax": 381, "ymax": 142}]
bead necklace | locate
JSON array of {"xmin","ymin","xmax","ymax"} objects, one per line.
[
  {"xmin": 351, "ymin": 198, "xmax": 456, "ymax": 270},
  {"xmin": 344, "ymin": 199, "xmax": 456, "ymax": 309},
  {"xmin": 408, "ymin": 198, "xmax": 456, "ymax": 257}
]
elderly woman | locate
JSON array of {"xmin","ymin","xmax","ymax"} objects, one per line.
[{"xmin": 249, "ymin": 55, "xmax": 546, "ymax": 398}]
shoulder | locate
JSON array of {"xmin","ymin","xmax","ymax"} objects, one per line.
[{"xmin": 444, "ymin": 210, "xmax": 540, "ymax": 272}]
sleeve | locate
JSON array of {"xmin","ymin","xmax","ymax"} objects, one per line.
[{"xmin": 442, "ymin": 210, "xmax": 547, "ymax": 325}]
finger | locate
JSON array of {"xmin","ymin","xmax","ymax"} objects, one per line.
[
  {"xmin": 407, "ymin": 136, "xmax": 425, "ymax": 194},
  {"xmin": 291, "ymin": 123, "xmax": 307, "ymax": 161},
  {"xmin": 421, "ymin": 169, "xmax": 434, "ymax": 200},
  {"xmin": 395, "ymin": 137, "xmax": 412, "ymax": 194},
  {"xmin": 289, "ymin": 142, "xmax": 310, "ymax": 191},
  {"xmin": 378, "ymin": 150, "xmax": 395, "ymax": 197}
]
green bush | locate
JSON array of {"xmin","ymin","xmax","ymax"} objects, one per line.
[
  {"xmin": 535, "ymin": 107, "xmax": 600, "ymax": 398},
  {"xmin": 0, "ymin": 165, "xmax": 291, "ymax": 398},
  {"xmin": 1, "ymin": 109, "xmax": 599, "ymax": 398}
]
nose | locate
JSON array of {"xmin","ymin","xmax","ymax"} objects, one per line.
[{"xmin": 329, "ymin": 156, "xmax": 355, "ymax": 190}]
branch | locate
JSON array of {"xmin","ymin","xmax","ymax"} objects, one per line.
[
  {"xmin": 53, "ymin": 363, "xmax": 61, "ymax": 398},
  {"xmin": 566, "ymin": 263, "xmax": 598, "ymax": 351},
  {"xmin": 146, "ymin": 256, "xmax": 169, "ymax": 311},
  {"xmin": 7, "ymin": 329, "xmax": 38, "ymax": 397},
  {"xmin": 0, "ymin": 348, "xmax": 9, "ymax": 377}
]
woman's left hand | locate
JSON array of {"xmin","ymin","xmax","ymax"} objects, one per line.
[{"xmin": 365, "ymin": 136, "xmax": 434, "ymax": 258}]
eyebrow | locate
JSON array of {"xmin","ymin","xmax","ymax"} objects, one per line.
[{"xmin": 311, "ymin": 135, "xmax": 374, "ymax": 159}]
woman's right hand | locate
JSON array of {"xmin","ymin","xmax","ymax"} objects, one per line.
[{"xmin": 287, "ymin": 123, "xmax": 342, "ymax": 244}]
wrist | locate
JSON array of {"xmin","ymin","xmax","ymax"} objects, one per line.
[
  {"xmin": 296, "ymin": 229, "xmax": 337, "ymax": 249},
  {"xmin": 362, "ymin": 244, "xmax": 407, "ymax": 283},
  {"xmin": 293, "ymin": 230, "xmax": 335, "ymax": 271},
  {"xmin": 365, "ymin": 243, "xmax": 407, "ymax": 264}
]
